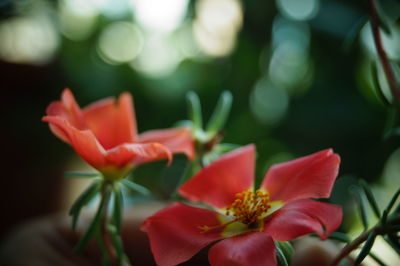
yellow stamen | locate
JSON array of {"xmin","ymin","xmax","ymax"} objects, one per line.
[
  {"xmin": 226, "ymin": 189, "xmax": 271, "ymax": 225},
  {"xmin": 200, "ymin": 189, "xmax": 271, "ymax": 234}
]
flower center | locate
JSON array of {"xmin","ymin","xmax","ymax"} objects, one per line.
[
  {"xmin": 199, "ymin": 189, "xmax": 272, "ymax": 234},
  {"xmin": 225, "ymin": 189, "xmax": 271, "ymax": 225}
]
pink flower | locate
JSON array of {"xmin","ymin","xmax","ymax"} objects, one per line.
[
  {"xmin": 42, "ymin": 89, "xmax": 194, "ymax": 180},
  {"xmin": 142, "ymin": 145, "xmax": 342, "ymax": 266}
]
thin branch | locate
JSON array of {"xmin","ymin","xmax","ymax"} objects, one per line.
[
  {"xmin": 369, "ymin": 0, "xmax": 400, "ymax": 103},
  {"xmin": 330, "ymin": 228, "xmax": 373, "ymax": 266}
]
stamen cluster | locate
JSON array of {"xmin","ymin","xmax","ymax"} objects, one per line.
[{"xmin": 226, "ymin": 190, "xmax": 271, "ymax": 225}]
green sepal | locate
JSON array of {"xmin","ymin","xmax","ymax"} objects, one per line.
[
  {"xmin": 202, "ymin": 143, "xmax": 242, "ymax": 165},
  {"xmin": 206, "ymin": 90, "xmax": 232, "ymax": 137},
  {"xmin": 359, "ymin": 179, "xmax": 381, "ymax": 219},
  {"xmin": 74, "ymin": 186, "xmax": 111, "ymax": 254},
  {"xmin": 121, "ymin": 179, "xmax": 150, "ymax": 195},
  {"xmin": 355, "ymin": 231, "xmax": 377, "ymax": 265},
  {"xmin": 174, "ymin": 119, "xmax": 193, "ymax": 128},
  {"xmin": 214, "ymin": 143, "xmax": 241, "ymax": 154},
  {"xmin": 275, "ymin": 243, "xmax": 289, "ymax": 266},
  {"xmin": 69, "ymin": 180, "xmax": 101, "ymax": 231},
  {"xmin": 275, "ymin": 241, "xmax": 294, "ymax": 266},
  {"xmin": 113, "ymin": 185, "xmax": 124, "ymax": 233},
  {"xmin": 186, "ymin": 91, "xmax": 203, "ymax": 131},
  {"xmin": 327, "ymin": 231, "xmax": 351, "ymax": 243},
  {"xmin": 64, "ymin": 171, "xmax": 100, "ymax": 178},
  {"xmin": 350, "ymin": 185, "xmax": 369, "ymax": 230}
]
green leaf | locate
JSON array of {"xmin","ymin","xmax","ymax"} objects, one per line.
[
  {"xmin": 275, "ymin": 243, "xmax": 289, "ymax": 266},
  {"xmin": 113, "ymin": 185, "xmax": 124, "ymax": 233},
  {"xmin": 186, "ymin": 91, "xmax": 203, "ymax": 131},
  {"xmin": 327, "ymin": 231, "xmax": 351, "ymax": 243},
  {"xmin": 69, "ymin": 180, "xmax": 101, "ymax": 231},
  {"xmin": 74, "ymin": 186, "xmax": 111, "ymax": 254},
  {"xmin": 394, "ymin": 201, "xmax": 400, "ymax": 214},
  {"xmin": 64, "ymin": 171, "xmax": 100, "ymax": 178},
  {"xmin": 206, "ymin": 91, "xmax": 233, "ymax": 136},
  {"xmin": 275, "ymin": 241, "xmax": 294, "ymax": 266},
  {"xmin": 384, "ymin": 234, "xmax": 400, "ymax": 254},
  {"xmin": 95, "ymin": 227, "xmax": 110, "ymax": 265},
  {"xmin": 350, "ymin": 185, "xmax": 369, "ymax": 230},
  {"xmin": 387, "ymin": 225, "xmax": 400, "ymax": 232},
  {"xmin": 382, "ymin": 187, "xmax": 400, "ymax": 223},
  {"xmin": 342, "ymin": 15, "xmax": 367, "ymax": 53},
  {"xmin": 121, "ymin": 179, "xmax": 150, "ymax": 195},
  {"xmin": 359, "ymin": 179, "xmax": 381, "ymax": 219},
  {"xmin": 369, "ymin": 252, "xmax": 388, "ymax": 266},
  {"xmin": 371, "ymin": 62, "xmax": 392, "ymax": 106},
  {"xmin": 376, "ymin": 14, "xmax": 392, "ymax": 36},
  {"xmin": 355, "ymin": 232, "xmax": 377, "ymax": 265}
]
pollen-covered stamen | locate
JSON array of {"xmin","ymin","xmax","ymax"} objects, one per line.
[
  {"xmin": 225, "ymin": 189, "xmax": 271, "ymax": 225},
  {"xmin": 199, "ymin": 189, "xmax": 271, "ymax": 234}
]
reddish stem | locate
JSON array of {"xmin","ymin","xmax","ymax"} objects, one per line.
[
  {"xmin": 329, "ymin": 229, "xmax": 372, "ymax": 266},
  {"xmin": 369, "ymin": 0, "xmax": 400, "ymax": 103}
]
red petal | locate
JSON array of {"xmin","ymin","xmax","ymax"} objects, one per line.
[
  {"xmin": 45, "ymin": 89, "xmax": 86, "ymax": 141},
  {"xmin": 139, "ymin": 127, "xmax": 195, "ymax": 160},
  {"xmin": 208, "ymin": 232, "xmax": 276, "ymax": 266},
  {"xmin": 83, "ymin": 92, "xmax": 138, "ymax": 149},
  {"xmin": 261, "ymin": 149, "xmax": 340, "ymax": 202},
  {"xmin": 141, "ymin": 202, "xmax": 223, "ymax": 266},
  {"xmin": 105, "ymin": 143, "xmax": 172, "ymax": 167},
  {"xmin": 179, "ymin": 145, "xmax": 255, "ymax": 209},
  {"xmin": 42, "ymin": 116, "xmax": 106, "ymax": 168},
  {"xmin": 263, "ymin": 199, "xmax": 342, "ymax": 241}
]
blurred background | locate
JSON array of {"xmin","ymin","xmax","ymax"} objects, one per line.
[{"xmin": 1, "ymin": 0, "xmax": 400, "ymax": 264}]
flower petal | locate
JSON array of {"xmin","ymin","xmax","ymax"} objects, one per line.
[
  {"xmin": 45, "ymin": 89, "xmax": 86, "ymax": 141},
  {"xmin": 179, "ymin": 145, "xmax": 256, "ymax": 209},
  {"xmin": 261, "ymin": 149, "xmax": 340, "ymax": 202},
  {"xmin": 263, "ymin": 199, "xmax": 342, "ymax": 241},
  {"xmin": 141, "ymin": 202, "xmax": 223, "ymax": 266},
  {"xmin": 83, "ymin": 92, "xmax": 138, "ymax": 149},
  {"xmin": 139, "ymin": 127, "xmax": 195, "ymax": 160},
  {"xmin": 105, "ymin": 143, "xmax": 172, "ymax": 167},
  {"xmin": 42, "ymin": 116, "xmax": 106, "ymax": 168},
  {"xmin": 208, "ymin": 232, "xmax": 276, "ymax": 266}
]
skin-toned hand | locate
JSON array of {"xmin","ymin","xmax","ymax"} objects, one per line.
[{"xmin": 0, "ymin": 202, "xmax": 340, "ymax": 266}]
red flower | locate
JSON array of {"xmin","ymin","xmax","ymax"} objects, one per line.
[
  {"xmin": 142, "ymin": 145, "xmax": 342, "ymax": 266},
  {"xmin": 42, "ymin": 89, "xmax": 194, "ymax": 180}
]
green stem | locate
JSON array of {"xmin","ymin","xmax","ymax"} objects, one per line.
[{"xmin": 100, "ymin": 183, "xmax": 118, "ymax": 266}]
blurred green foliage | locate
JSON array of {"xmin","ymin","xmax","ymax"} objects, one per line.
[{"xmin": 1, "ymin": 0, "xmax": 400, "ymax": 242}]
